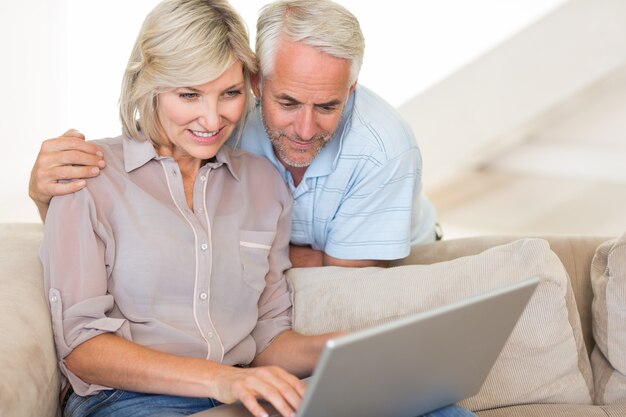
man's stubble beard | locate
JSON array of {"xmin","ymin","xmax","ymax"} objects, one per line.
[{"xmin": 261, "ymin": 105, "xmax": 333, "ymax": 168}]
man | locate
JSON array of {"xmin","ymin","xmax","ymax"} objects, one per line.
[{"xmin": 29, "ymin": 0, "xmax": 438, "ymax": 268}]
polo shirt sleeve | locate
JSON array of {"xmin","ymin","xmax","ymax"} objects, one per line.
[
  {"xmin": 41, "ymin": 188, "xmax": 130, "ymax": 396},
  {"xmin": 323, "ymin": 147, "xmax": 422, "ymax": 261}
]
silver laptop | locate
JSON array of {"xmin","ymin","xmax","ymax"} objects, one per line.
[{"xmin": 191, "ymin": 277, "xmax": 539, "ymax": 417}]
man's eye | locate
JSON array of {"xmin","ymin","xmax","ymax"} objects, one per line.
[
  {"xmin": 319, "ymin": 105, "xmax": 337, "ymax": 113},
  {"xmin": 279, "ymin": 102, "xmax": 297, "ymax": 109}
]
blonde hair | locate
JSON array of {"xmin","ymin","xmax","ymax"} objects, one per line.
[
  {"xmin": 119, "ymin": 0, "xmax": 257, "ymax": 145},
  {"xmin": 256, "ymin": 0, "xmax": 365, "ymax": 85}
]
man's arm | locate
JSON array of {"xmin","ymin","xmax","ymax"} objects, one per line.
[
  {"xmin": 289, "ymin": 244, "xmax": 323, "ymax": 267},
  {"xmin": 289, "ymin": 244, "xmax": 387, "ymax": 268},
  {"xmin": 29, "ymin": 129, "xmax": 105, "ymax": 220}
]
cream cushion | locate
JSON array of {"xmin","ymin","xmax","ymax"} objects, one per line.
[
  {"xmin": 0, "ymin": 223, "xmax": 60, "ymax": 417},
  {"xmin": 590, "ymin": 233, "xmax": 626, "ymax": 404},
  {"xmin": 287, "ymin": 238, "xmax": 593, "ymax": 411}
]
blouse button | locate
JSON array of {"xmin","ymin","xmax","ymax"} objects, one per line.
[
  {"xmin": 200, "ymin": 175, "xmax": 207, "ymax": 181},
  {"xmin": 201, "ymin": 243, "xmax": 208, "ymax": 250},
  {"xmin": 200, "ymin": 292, "xmax": 208, "ymax": 300},
  {"xmin": 50, "ymin": 295, "xmax": 58, "ymax": 303}
]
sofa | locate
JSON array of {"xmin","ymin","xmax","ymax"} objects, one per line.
[{"xmin": 1, "ymin": 222, "xmax": 626, "ymax": 417}]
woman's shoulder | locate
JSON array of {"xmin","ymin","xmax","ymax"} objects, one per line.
[
  {"xmin": 82, "ymin": 136, "xmax": 127, "ymax": 189},
  {"xmin": 89, "ymin": 136, "xmax": 124, "ymax": 157}
]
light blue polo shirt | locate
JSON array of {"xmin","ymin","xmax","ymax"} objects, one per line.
[{"xmin": 235, "ymin": 85, "xmax": 437, "ymax": 260}]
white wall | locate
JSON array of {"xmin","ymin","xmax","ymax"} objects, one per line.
[
  {"xmin": 1, "ymin": 0, "xmax": 67, "ymax": 223},
  {"xmin": 401, "ymin": 0, "xmax": 626, "ymax": 187},
  {"xmin": 0, "ymin": 0, "xmax": 565, "ymax": 223}
]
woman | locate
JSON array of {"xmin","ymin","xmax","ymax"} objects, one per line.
[{"xmin": 41, "ymin": 1, "xmax": 329, "ymax": 416}]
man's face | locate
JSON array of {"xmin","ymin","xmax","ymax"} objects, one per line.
[{"xmin": 256, "ymin": 39, "xmax": 356, "ymax": 168}]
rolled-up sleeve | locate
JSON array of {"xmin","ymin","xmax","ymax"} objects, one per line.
[{"xmin": 40, "ymin": 188, "xmax": 130, "ymax": 395}]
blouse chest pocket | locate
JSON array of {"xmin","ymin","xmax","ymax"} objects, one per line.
[{"xmin": 239, "ymin": 230, "xmax": 276, "ymax": 292}]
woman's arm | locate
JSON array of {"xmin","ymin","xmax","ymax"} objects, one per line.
[
  {"xmin": 251, "ymin": 330, "xmax": 342, "ymax": 378},
  {"xmin": 67, "ymin": 333, "xmax": 306, "ymax": 417}
]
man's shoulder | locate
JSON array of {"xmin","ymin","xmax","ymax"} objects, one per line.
[{"xmin": 344, "ymin": 86, "xmax": 419, "ymax": 158}]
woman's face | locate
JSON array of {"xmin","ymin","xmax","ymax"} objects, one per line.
[{"xmin": 156, "ymin": 61, "xmax": 246, "ymax": 163}]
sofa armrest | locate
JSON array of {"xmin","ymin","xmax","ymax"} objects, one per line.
[{"xmin": 0, "ymin": 223, "xmax": 60, "ymax": 417}]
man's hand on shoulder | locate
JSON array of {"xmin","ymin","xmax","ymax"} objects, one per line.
[{"xmin": 29, "ymin": 129, "xmax": 105, "ymax": 220}]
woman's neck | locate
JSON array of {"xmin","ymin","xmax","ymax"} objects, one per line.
[{"xmin": 158, "ymin": 145, "xmax": 203, "ymax": 210}]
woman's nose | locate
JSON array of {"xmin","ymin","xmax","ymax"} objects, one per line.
[{"xmin": 198, "ymin": 101, "xmax": 220, "ymax": 131}]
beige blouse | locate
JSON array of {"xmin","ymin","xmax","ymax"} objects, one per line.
[{"xmin": 40, "ymin": 135, "xmax": 293, "ymax": 395}]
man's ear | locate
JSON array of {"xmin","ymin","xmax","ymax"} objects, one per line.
[
  {"xmin": 348, "ymin": 80, "xmax": 357, "ymax": 96},
  {"xmin": 251, "ymin": 73, "xmax": 261, "ymax": 98}
]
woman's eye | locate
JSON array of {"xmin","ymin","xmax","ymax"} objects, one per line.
[
  {"xmin": 179, "ymin": 92, "xmax": 198, "ymax": 100},
  {"xmin": 224, "ymin": 90, "xmax": 242, "ymax": 98}
]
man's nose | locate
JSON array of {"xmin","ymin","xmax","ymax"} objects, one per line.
[{"xmin": 294, "ymin": 107, "xmax": 317, "ymax": 141}]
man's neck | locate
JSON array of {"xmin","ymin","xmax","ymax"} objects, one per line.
[
  {"xmin": 284, "ymin": 163, "xmax": 307, "ymax": 187},
  {"xmin": 271, "ymin": 148, "xmax": 309, "ymax": 187}
]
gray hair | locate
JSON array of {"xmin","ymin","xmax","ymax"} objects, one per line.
[
  {"xmin": 256, "ymin": 0, "xmax": 365, "ymax": 85},
  {"xmin": 119, "ymin": 0, "xmax": 257, "ymax": 146}
]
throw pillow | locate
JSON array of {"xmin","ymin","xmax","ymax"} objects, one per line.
[
  {"xmin": 590, "ymin": 233, "xmax": 626, "ymax": 404},
  {"xmin": 287, "ymin": 238, "xmax": 593, "ymax": 411}
]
